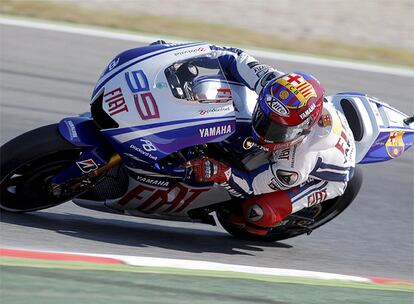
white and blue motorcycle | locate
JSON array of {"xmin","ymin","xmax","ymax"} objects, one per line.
[{"xmin": 1, "ymin": 43, "xmax": 413, "ymax": 241}]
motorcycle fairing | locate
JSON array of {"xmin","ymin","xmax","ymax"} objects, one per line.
[
  {"xmin": 330, "ymin": 93, "xmax": 414, "ymax": 164},
  {"xmin": 59, "ymin": 115, "xmax": 105, "ymax": 147},
  {"xmin": 362, "ymin": 130, "xmax": 413, "ymax": 163},
  {"xmin": 102, "ymin": 116, "xmax": 236, "ymax": 165},
  {"xmin": 91, "ymin": 44, "xmax": 239, "ymax": 167},
  {"xmin": 92, "ymin": 42, "xmax": 207, "ymax": 99}
]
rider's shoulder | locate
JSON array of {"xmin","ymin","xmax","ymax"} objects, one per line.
[{"xmin": 308, "ymin": 103, "xmax": 353, "ymax": 148}]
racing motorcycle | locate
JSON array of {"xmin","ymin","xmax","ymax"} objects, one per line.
[{"xmin": 1, "ymin": 43, "xmax": 413, "ymax": 241}]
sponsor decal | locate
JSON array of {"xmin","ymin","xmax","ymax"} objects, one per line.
[
  {"xmin": 224, "ymin": 168, "xmax": 232, "ymax": 180},
  {"xmin": 267, "ymin": 96, "xmax": 289, "ymax": 116},
  {"xmin": 65, "ymin": 120, "xmax": 78, "ymax": 140},
  {"xmin": 140, "ymin": 139, "xmax": 157, "ymax": 152},
  {"xmin": 299, "ymin": 103, "xmax": 316, "ymax": 119},
  {"xmin": 307, "ymin": 189, "xmax": 327, "ymax": 207},
  {"xmin": 130, "ymin": 143, "xmax": 158, "ymax": 161},
  {"xmin": 242, "ymin": 137, "xmax": 269, "ymax": 152},
  {"xmin": 277, "ymin": 148, "xmax": 290, "ymax": 160},
  {"xmin": 372, "ymin": 141, "xmax": 387, "ymax": 147},
  {"xmin": 134, "ymin": 174, "xmax": 170, "ymax": 188},
  {"xmin": 253, "ymin": 64, "xmax": 269, "ymax": 77},
  {"xmin": 221, "ymin": 182, "xmax": 245, "ymax": 198},
  {"xmin": 199, "ymin": 125, "xmax": 232, "ymax": 138},
  {"xmin": 268, "ymin": 180, "xmax": 279, "ymax": 191},
  {"xmin": 173, "ymin": 47, "xmax": 205, "ymax": 56},
  {"xmin": 76, "ymin": 159, "xmax": 99, "ymax": 173},
  {"xmin": 290, "ymin": 145, "xmax": 297, "ymax": 168},
  {"xmin": 247, "ymin": 204, "xmax": 264, "ymax": 222},
  {"xmin": 275, "ymin": 73, "xmax": 317, "ymax": 108},
  {"xmin": 108, "ymin": 57, "xmax": 120, "ymax": 71},
  {"xmin": 119, "ymin": 183, "xmax": 210, "ymax": 213},
  {"xmin": 134, "ymin": 92, "xmax": 159, "ymax": 119},
  {"xmin": 125, "ymin": 70, "xmax": 160, "ymax": 120},
  {"xmin": 125, "ymin": 70, "xmax": 149, "ymax": 93},
  {"xmin": 335, "ymin": 130, "xmax": 353, "ymax": 163},
  {"xmin": 385, "ymin": 131, "xmax": 405, "ymax": 158},
  {"xmin": 216, "ymin": 88, "xmax": 232, "ymax": 100},
  {"xmin": 274, "ymin": 146, "xmax": 296, "ymax": 168},
  {"xmin": 243, "ymin": 137, "xmax": 255, "ymax": 150},
  {"xmin": 318, "ymin": 113, "xmax": 332, "ymax": 127},
  {"xmin": 103, "ymin": 87, "xmax": 129, "ymax": 116},
  {"xmin": 198, "ymin": 106, "xmax": 232, "ymax": 116},
  {"xmin": 276, "ymin": 169, "xmax": 299, "ymax": 186},
  {"xmin": 156, "ymin": 82, "xmax": 168, "ymax": 89},
  {"xmin": 279, "ymin": 90, "xmax": 289, "ymax": 100}
]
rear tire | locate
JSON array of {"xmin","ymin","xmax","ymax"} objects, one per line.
[
  {"xmin": 0, "ymin": 124, "xmax": 82, "ymax": 212},
  {"xmin": 217, "ymin": 167, "xmax": 363, "ymax": 242}
]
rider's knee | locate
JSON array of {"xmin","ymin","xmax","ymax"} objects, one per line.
[{"xmin": 242, "ymin": 191, "xmax": 292, "ymax": 235}]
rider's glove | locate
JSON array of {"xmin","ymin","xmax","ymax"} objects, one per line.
[{"xmin": 185, "ymin": 157, "xmax": 231, "ymax": 183}]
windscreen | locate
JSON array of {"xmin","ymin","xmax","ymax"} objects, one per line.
[{"xmin": 164, "ymin": 53, "xmax": 232, "ymax": 103}]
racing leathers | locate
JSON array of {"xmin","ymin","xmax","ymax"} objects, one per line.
[{"xmin": 187, "ymin": 44, "xmax": 356, "ymax": 234}]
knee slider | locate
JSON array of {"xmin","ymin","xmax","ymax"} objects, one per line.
[{"xmin": 243, "ymin": 191, "xmax": 293, "ymax": 229}]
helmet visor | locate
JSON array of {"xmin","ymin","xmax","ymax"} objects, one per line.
[{"xmin": 252, "ymin": 104, "xmax": 310, "ymax": 143}]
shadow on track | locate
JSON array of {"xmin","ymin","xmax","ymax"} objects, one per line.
[{"xmin": 0, "ymin": 210, "xmax": 292, "ymax": 256}]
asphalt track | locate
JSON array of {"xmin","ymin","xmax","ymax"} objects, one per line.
[{"xmin": 0, "ymin": 22, "xmax": 413, "ymax": 282}]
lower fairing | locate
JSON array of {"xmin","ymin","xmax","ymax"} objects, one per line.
[{"xmin": 73, "ymin": 165, "xmax": 232, "ymax": 220}]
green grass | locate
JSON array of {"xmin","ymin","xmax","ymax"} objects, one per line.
[
  {"xmin": 1, "ymin": 257, "xmax": 413, "ymax": 304},
  {"xmin": 1, "ymin": 257, "xmax": 413, "ymax": 293},
  {"xmin": 1, "ymin": 0, "xmax": 414, "ymax": 68}
]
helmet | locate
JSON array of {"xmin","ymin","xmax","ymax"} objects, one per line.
[{"xmin": 252, "ymin": 72, "xmax": 324, "ymax": 151}]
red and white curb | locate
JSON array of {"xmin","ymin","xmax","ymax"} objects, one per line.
[{"xmin": 1, "ymin": 248, "xmax": 412, "ymax": 285}]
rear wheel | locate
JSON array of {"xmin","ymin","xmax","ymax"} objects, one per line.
[
  {"xmin": 0, "ymin": 124, "xmax": 83, "ymax": 212},
  {"xmin": 217, "ymin": 167, "xmax": 363, "ymax": 242}
]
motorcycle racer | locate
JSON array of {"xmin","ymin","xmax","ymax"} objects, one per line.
[
  {"xmin": 169, "ymin": 42, "xmax": 357, "ymax": 236},
  {"xmin": 3, "ymin": 36, "xmax": 414, "ymax": 241}
]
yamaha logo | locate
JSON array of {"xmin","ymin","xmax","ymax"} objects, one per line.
[
  {"xmin": 199, "ymin": 125, "xmax": 232, "ymax": 138},
  {"xmin": 299, "ymin": 103, "xmax": 316, "ymax": 119}
]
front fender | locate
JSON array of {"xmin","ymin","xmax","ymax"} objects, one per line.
[
  {"xmin": 58, "ymin": 115, "xmax": 105, "ymax": 147},
  {"xmin": 53, "ymin": 115, "xmax": 115, "ymax": 184}
]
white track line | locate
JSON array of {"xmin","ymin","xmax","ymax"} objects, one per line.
[
  {"xmin": 2, "ymin": 247, "xmax": 370, "ymax": 282},
  {"xmin": 98, "ymin": 253, "xmax": 372, "ymax": 282},
  {"xmin": 1, "ymin": 16, "xmax": 413, "ymax": 77}
]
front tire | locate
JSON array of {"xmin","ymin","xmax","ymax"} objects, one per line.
[{"xmin": 0, "ymin": 124, "xmax": 82, "ymax": 212}]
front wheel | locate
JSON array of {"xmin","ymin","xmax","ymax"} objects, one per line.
[
  {"xmin": 217, "ymin": 167, "xmax": 363, "ymax": 242},
  {"xmin": 0, "ymin": 124, "xmax": 83, "ymax": 212}
]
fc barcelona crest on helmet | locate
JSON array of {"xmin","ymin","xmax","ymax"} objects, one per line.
[
  {"xmin": 273, "ymin": 73, "xmax": 317, "ymax": 109},
  {"xmin": 385, "ymin": 131, "xmax": 405, "ymax": 158}
]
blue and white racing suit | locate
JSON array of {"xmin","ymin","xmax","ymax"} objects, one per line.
[
  {"xmin": 149, "ymin": 41, "xmax": 356, "ymax": 213},
  {"xmin": 203, "ymin": 44, "xmax": 356, "ymax": 213}
]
